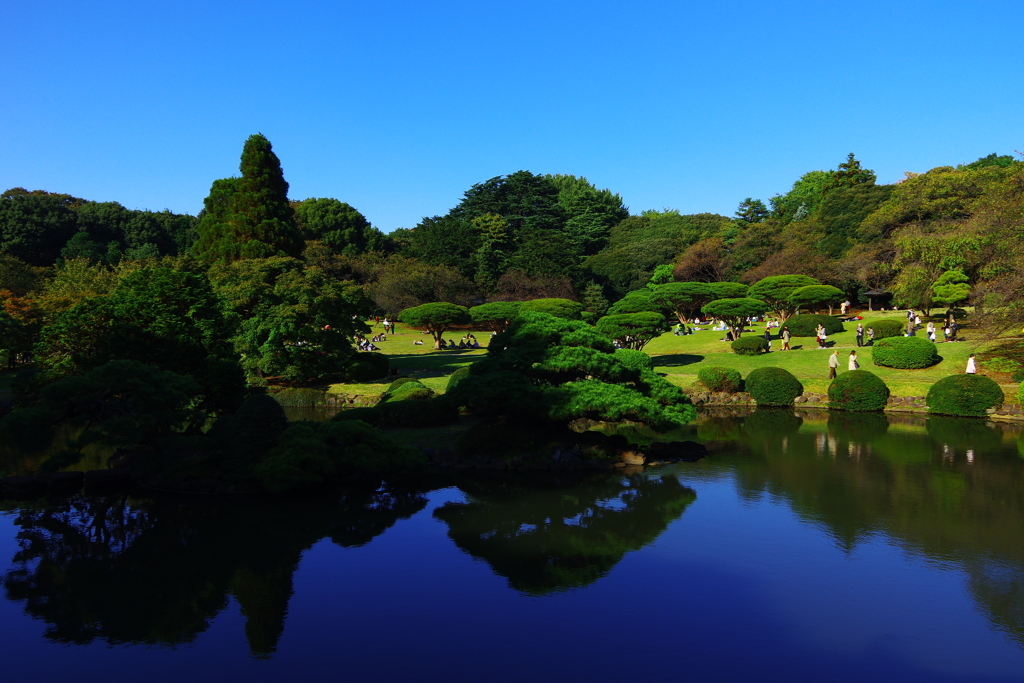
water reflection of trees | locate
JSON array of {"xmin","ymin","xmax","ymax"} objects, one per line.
[
  {"xmin": 2, "ymin": 489, "xmax": 427, "ymax": 655},
  {"xmin": 433, "ymin": 473, "xmax": 696, "ymax": 595},
  {"xmin": 710, "ymin": 409, "xmax": 1024, "ymax": 646}
]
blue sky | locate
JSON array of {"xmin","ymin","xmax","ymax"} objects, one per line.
[{"xmin": 3, "ymin": 0, "xmax": 1022, "ymax": 232}]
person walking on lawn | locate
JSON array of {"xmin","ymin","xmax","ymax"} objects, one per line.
[
  {"xmin": 781, "ymin": 326, "xmax": 791, "ymax": 351},
  {"xmin": 856, "ymin": 323, "xmax": 864, "ymax": 347},
  {"xmin": 828, "ymin": 350, "xmax": 840, "ymax": 379}
]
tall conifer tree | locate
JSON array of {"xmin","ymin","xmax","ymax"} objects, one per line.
[{"xmin": 194, "ymin": 134, "xmax": 304, "ymax": 263}]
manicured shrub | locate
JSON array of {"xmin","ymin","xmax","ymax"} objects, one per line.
[
  {"xmin": 380, "ymin": 397, "xmax": 458, "ymax": 428},
  {"xmin": 1019, "ymin": 381, "xmax": 1024, "ymax": 406},
  {"xmin": 385, "ymin": 380, "xmax": 434, "ymax": 402},
  {"xmin": 446, "ymin": 366, "xmax": 472, "ymax": 392},
  {"xmin": 785, "ymin": 314, "xmax": 845, "ymax": 337},
  {"xmin": 331, "ymin": 406, "xmax": 384, "ymax": 425},
  {"xmin": 614, "ymin": 348, "xmax": 655, "ymax": 371},
  {"xmin": 731, "ymin": 336, "xmax": 768, "ymax": 355},
  {"xmin": 389, "ymin": 377, "xmax": 420, "ymax": 391},
  {"xmin": 745, "ymin": 367, "xmax": 803, "ymax": 406},
  {"xmin": 828, "ymin": 370, "xmax": 890, "ymax": 411},
  {"xmin": 698, "ymin": 366, "xmax": 742, "ymax": 393},
  {"xmin": 1012, "ymin": 368, "xmax": 1024, "ymax": 383},
  {"xmin": 863, "ymin": 319, "xmax": 904, "ymax": 341},
  {"xmin": 872, "ymin": 336, "xmax": 940, "ymax": 369},
  {"xmin": 342, "ymin": 352, "xmax": 389, "ymax": 382},
  {"xmin": 927, "ymin": 374, "xmax": 1004, "ymax": 417},
  {"xmin": 208, "ymin": 394, "xmax": 289, "ymax": 464}
]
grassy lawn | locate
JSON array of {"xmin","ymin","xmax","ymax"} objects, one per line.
[
  {"xmin": 325, "ymin": 312, "xmax": 1020, "ymax": 405},
  {"xmin": 646, "ymin": 309, "xmax": 1015, "ymax": 399},
  {"xmin": 328, "ymin": 325, "xmax": 492, "ymax": 396}
]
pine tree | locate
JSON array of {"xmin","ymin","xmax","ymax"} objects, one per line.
[{"xmin": 194, "ymin": 134, "xmax": 304, "ymax": 264}]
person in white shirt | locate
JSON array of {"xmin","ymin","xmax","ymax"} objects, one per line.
[{"xmin": 966, "ymin": 354, "xmax": 977, "ymax": 374}]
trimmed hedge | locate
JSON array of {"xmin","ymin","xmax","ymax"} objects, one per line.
[
  {"xmin": 731, "ymin": 336, "xmax": 768, "ymax": 355},
  {"xmin": 828, "ymin": 370, "xmax": 890, "ymax": 411},
  {"xmin": 746, "ymin": 367, "xmax": 804, "ymax": 406},
  {"xmin": 698, "ymin": 366, "xmax": 743, "ymax": 393},
  {"xmin": 785, "ymin": 314, "xmax": 845, "ymax": 337},
  {"xmin": 343, "ymin": 352, "xmax": 390, "ymax": 382},
  {"xmin": 863, "ymin": 319, "xmax": 904, "ymax": 341},
  {"xmin": 872, "ymin": 336, "xmax": 940, "ymax": 369},
  {"xmin": 927, "ymin": 375, "xmax": 1004, "ymax": 417},
  {"xmin": 446, "ymin": 366, "xmax": 472, "ymax": 392}
]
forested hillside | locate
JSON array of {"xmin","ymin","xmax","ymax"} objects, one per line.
[{"xmin": 3, "ymin": 143, "xmax": 1024, "ymax": 355}]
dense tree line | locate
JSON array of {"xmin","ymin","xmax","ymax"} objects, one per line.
[{"xmin": 2, "ymin": 134, "xmax": 1022, "ymax": 490}]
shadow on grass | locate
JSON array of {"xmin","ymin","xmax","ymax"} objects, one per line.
[
  {"xmin": 387, "ymin": 351, "xmax": 485, "ymax": 377},
  {"xmin": 651, "ymin": 353, "xmax": 705, "ymax": 368}
]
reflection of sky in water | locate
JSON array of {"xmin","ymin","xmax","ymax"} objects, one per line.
[{"xmin": 2, "ymin": 415, "xmax": 1024, "ymax": 681}]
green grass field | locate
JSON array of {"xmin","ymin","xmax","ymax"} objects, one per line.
[
  {"xmin": 328, "ymin": 325, "xmax": 491, "ymax": 395},
  {"xmin": 646, "ymin": 309, "xmax": 1008, "ymax": 398},
  {"xmin": 326, "ymin": 312, "xmax": 1021, "ymax": 404}
]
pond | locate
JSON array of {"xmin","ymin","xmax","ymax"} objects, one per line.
[{"xmin": 1, "ymin": 409, "xmax": 1023, "ymax": 682}]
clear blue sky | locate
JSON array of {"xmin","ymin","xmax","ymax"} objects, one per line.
[{"xmin": 3, "ymin": 0, "xmax": 1022, "ymax": 232}]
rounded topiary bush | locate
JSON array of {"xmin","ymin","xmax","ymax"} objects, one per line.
[
  {"xmin": 343, "ymin": 352, "xmax": 390, "ymax": 382},
  {"xmin": 745, "ymin": 367, "xmax": 804, "ymax": 406},
  {"xmin": 927, "ymin": 375, "xmax": 1004, "ymax": 417},
  {"xmin": 872, "ymin": 336, "xmax": 940, "ymax": 369},
  {"xmin": 388, "ymin": 377, "xmax": 420, "ymax": 391},
  {"xmin": 385, "ymin": 380, "xmax": 434, "ymax": 402},
  {"xmin": 731, "ymin": 336, "xmax": 768, "ymax": 355},
  {"xmin": 828, "ymin": 370, "xmax": 890, "ymax": 411},
  {"xmin": 446, "ymin": 366, "xmax": 472, "ymax": 392},
  {"xmin": 864, "ymin": 319, "xmax": 904, "ymax": 341},
  {"xmin": 785, "ymin": 314, "xmax": 845, "ymax": 337},
  {"xmin": 380, "ymin": 398, "xmax": 457, "ymax": 428},
  {"xmin": 1012, "ymin": 368, "xmax": 1024, "ymax": 383},
  {"xmin": 698, "ymin": 366, "xmax": 743, "ymax": 393}
]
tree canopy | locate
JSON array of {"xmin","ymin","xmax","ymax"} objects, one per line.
[
  {"xmin": 700, "ymin": 297, "xmax": 768, "ymax": 338},
  {"xmin": 447, "ymin": 312, "xmax": 696, "ymax": 430},
  {"xmin": 399, "ymin": 302, "xmax": 472, "ymax": 349},
  {"xmin": 193, "ymin": 134, "xmax": 304, "ymax": 264}
]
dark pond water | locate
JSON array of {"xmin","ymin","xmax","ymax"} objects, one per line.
[{"xmin": 2, "ymin": 410, "xmax": 1024, "ymax": 682}]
